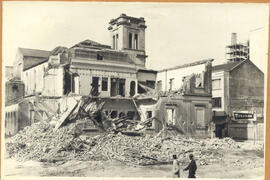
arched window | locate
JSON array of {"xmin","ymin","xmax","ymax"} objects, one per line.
[{"xmin": 130, "ymin": 81, "xmax": 136, "ymax": 97}]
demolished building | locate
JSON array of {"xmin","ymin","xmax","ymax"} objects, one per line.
[
  {"xmin": 137, "ymin": 59, "xmax": 214, "ymax": 136},
  {"xmin": 5, "ymin": 14, "xmax": 156, "ymax": 135},
  {"xmin": 5, "ymin": 14, "xmax": 214, "ymax": 137}
]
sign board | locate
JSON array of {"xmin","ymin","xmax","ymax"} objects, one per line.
[{"xmin": 232, "ymin": 111, "xmax": 256, "ymax": 121}]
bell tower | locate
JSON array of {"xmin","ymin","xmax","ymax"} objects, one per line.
[{"xmin": 108, "ymin": 14, "xmax": 147, "ymax": 67}]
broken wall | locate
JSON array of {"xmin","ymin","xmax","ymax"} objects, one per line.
[
  {"xmin": 136, "ymin": 99, "xmax": 157, "ymax": 128},
  {"xmin": 22, "ymin": 62, "xmax": 48, "ymax": 96},
  {"xmin": 156, "ymin": 60, "xmax": 212, "ymax": 96},
  {"xmin": 102, "ymin": 98, "xmax": 139, "ymax": 120},
  {"xmin": 154, "ymin": 95, "xmax": 212, "ymax": 136},
  {"xmin": 5, "ymin": 81, "xmax": 24, "ymax": 106},
  {"xmin": 43, "ymin": 67, "xmax": 64, "ymax": 97},
  {"xmin": 5, "ymin": 104, "xmax": 19, "ymax": 136},
  {"xmin": 5, "ymin": 100, "xmax": 33, "ymax": 136}
]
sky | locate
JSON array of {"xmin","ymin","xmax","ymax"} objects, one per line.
[{"xmin": 2, "ymin": 2, "xmax": 269, "ymax": 73}]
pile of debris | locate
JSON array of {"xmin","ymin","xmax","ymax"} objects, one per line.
[
  {"xmin": 6, "ymin": 119, "xmax": 262, "ymax": 167},
  {"xmin": 6, "ymin": 93, "xmax": 264, "ymax": 167}
]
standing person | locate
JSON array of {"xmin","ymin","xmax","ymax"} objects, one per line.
[
  {"xmin": 184, "ymin": 154, "xmax": 197, "ymax": 178},
  {"xmin": 172, "ymin": 154, "xmax": 180, "ymax": 178}
]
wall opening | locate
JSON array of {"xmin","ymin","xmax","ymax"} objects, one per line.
[
  {"xmin": 97, "ymin": 54, "xmax": 103, "ymax": 60},
  {"xmin": 12, "ymin": 85, "xmax": 19, "ymax": 92},
  {"xmin": 129, "ymin": 33, "xmax": 132, "ymax": 49},
  {"xmin": 113, "ymin": 35, "xmax": 115, "ymax": 49},
  {"xmin": 119, "ymin": 79, "xmax": 125, "ymax": 97},
  {"xmin": 157, "ymin": 80, "xmax": 162, "ymax": 91},
  {"xmin": 111, "ymin": 111, "xmax": 118, "ymax": 119},
  {"xmin": 169, "ymin": 78, "xmax": 174, "ymax": 91},
  {"xmin": 127, "ymin": 111, "xmax": 135, "ymax": 120},
  {"xmin": 130, "ymin": 81, "xmax": 136, "ymax": 96},
  {"xmin": 212, "ymin": 97, "xmax": 222, "ymax": 108},
  {"xmin": 111, "ymin": 78, "xmax": 117, "ymax": 97},
  {"xmin": 71, "ymin": 74, "xmax": 79, "ymax": 94},
  {"xmin": 64, "ymin": 69, "xmax": 72, "ymax": 95},
  {"xmin": 116, "ymin": 34, "xmax": 119, "ymax": 50},
  {"xmin": 91, "ymin": 77, "xmax": 99, "ymax": 96},
  {"xmin": 196, "ymin": 107, "xmax": 205, "ymax": 127},
  {"xmin": 146, "ymin": 80, "xmax": 155, "ymax": 89},
  {"xmin": 119, "ymin": 112, "xmax": 126, "ymax": 118},
  {"xmin": 166, "ymin": 108, "xmax": 176, "ymax": 126},
  {"xmin": 102, "ymin": 77, "xmax": 108, "ymax": 91},
  {"xmin": 110, "ymin": 78, "xmax": 126, "ymax": 97},
  {"xmin": 134, "ymin": 34, "xmax": 138, "ymax": 50}
]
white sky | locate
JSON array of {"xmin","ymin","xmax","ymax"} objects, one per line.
[{"xmin": 2, "ymin": 2, "xmax": 269, "ymax": 72}]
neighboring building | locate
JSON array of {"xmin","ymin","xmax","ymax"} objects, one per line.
[
  {"xmin": 5, "ymin": 100, "xmax": 32, "ymax": 136},
  {"xmin": 151, "ymin": 59, "xmax": 213, "ymax": 135},
  {"xmin": 5, "ymin": 77, "xmax": 25, "ymax": 106},
  {"xmin": 5, "ymin": 66, "xmax": 14, "ymax": 80},
  {"xmin": 13, "ymin": 48, "xmax": 50, "ymax": 96},
  {"xmin": 13, "ymin": 47, "xmax": 50, "ymax": 79},
  {"xmin": 212, "ymin": 60, "xmax": 264, "ymax": 140},
  {"xmin": 226, "ymin": 33, "xmax": 249, "ymax": 63}
]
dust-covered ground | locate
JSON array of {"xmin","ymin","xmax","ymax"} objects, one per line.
[
  {"xmin": 3, "ymin": 122, "xmax": 265, "ymax": 178},
  {"xmin": 3, "ymin": 142, "xmax": 264, "ymax": 178}
]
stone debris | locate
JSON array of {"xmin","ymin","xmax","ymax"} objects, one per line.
[{"xmin": 5, "ymin": 121, "xmax": 264, "ymax": 166}]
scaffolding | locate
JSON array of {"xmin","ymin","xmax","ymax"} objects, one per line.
[{"xmin": 226, "ymin": 33, "xmax": 249, "ymax": 63}]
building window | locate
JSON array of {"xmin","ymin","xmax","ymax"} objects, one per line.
[
  {"xmin": 134, "ymin": 34, "xmax": 138, "ymax": 50},
  {"xmin": 113, "ymin": 35, "xmax": 115, "ymax": 49},
  {"xmin": 146, "ymin": 111, "xmax": 152, "ymax": 118},
  {"xmin": 111, "ymin": 111, "xmax": 118, "ymax": 119},
  {"xmin": 212, "ymin": 79, "xmax": 221, "ymax": 90},
  {"xmin": 127, "ymin": 111, "xmax": 135, "ymax": 120},
  {"xmin": 91, "ymin": 77, "xmax": 99, "ymax": 96},
  {"xmin": 146, "ymin": 111, "xmax": 153, "ymax": 127},
  {"xmin": 169, "ymin": 78, "xmax": 174, "ymax": 91},
  {"xmin": 157, "ymin": 80, "xmax": 162, "ymax": 91},
  {"xmin": 196, "ymin": 107, "xmax": 205, "ymax": 127},
  {"xmin": 166, "ymin": 108, "xmax": 176, "ymax": 126},
  {"xmin": 130, "ymin": 81, "xmax": 136, "ymax": 97},
  {"xmin": 212, "ymin": 97, "xmax": 222, "ymax": 108},
  {"xmin": 102, "ymin": 77, "xmax": 108, "ymax": 91},
  {"xmin": 34, "ymin": 70, "xmax": 37, "ymax": 91},
  {"xmin": 116, "ymin": 34, "xmax": 119, "ymax": 50},
  {"xmin": 12, "ymin": 85, "xmax": 18, "ymax": 92},
  {"xmin": 97, "ymin": 54, "xmax": 103, "ymax": 60},
  {"xmin": 195, "ymin": 73, "xmax": 204, "ymax": 88},
  {"xmin": 129, "ymin": 33, "xmax": 132, "ymax": 49}
]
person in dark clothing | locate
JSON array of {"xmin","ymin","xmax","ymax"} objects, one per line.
[{"xmin": 184, "ymin": 154, "xmax": 197, "ymax": 178}]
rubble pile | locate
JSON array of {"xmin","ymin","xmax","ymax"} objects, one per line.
[
  {"xmin": 6, "ymin": 122, "xmax": 78, "ymax": 162},
  {"xmin": 6, "ymin": 121, "xmax": 262, "ymax": 167}
]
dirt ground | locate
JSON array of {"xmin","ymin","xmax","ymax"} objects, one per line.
[{"xmin": 3, "ymin": 148, "xmax": 264, "ymax": 178}]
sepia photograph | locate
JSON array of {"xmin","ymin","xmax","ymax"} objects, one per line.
[{"xmin": 2, "ymin": 2, "xmax": 269, "ymax": 179}]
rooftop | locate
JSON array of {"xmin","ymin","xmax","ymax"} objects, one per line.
[
  {"xmin": 19, "ymin": 48, "xmax": 50, "ymax": 71},
  {"xmin": 19, "ymin": 47, "xmax": 50, "ymax": 58},
  {"xmin": 158, "ymin": 59, "xmax": 214, "ymax": 72},
  {"xmin": 212, "ymin": 61, "xmax": 243, "ymax": 72},
  {"xmin": 71, "ymin": 39, "xmax": 111, "ymax": 49},
  {"xmin": 109, "ymin": 13, "xmax": 145, "ymax": 25}
]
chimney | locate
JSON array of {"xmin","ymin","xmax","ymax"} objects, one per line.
[{"xmin": 231, "ymin": 33, "xmax": 237, "ymax": 45}]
